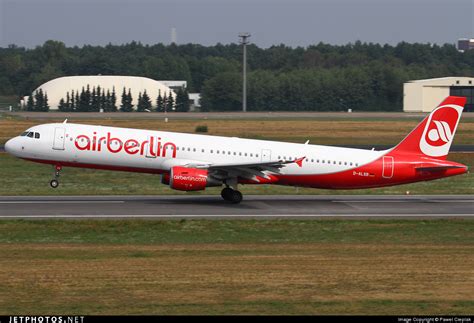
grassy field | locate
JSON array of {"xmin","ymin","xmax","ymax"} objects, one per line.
[
  {"xmin": 1, "ymin": 115, "xmax": 474, "ymax": 145},
  {"xmin": 0, "ymin": 219, "xmax": 473, "ymax": 315}
]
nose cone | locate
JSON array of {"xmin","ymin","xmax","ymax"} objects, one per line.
[{"xmin": 4, "ymin": 137, "xmax": 18, "ymax": 155}]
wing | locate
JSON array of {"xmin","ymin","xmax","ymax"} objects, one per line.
[{"xmin": 184, "ymin": 157, "xmax": 305, "ymax": 183}]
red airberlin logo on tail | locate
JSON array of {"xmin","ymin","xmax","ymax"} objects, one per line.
[
  {"xmin": 420, "ymin": 105, "xmax": 461, "ymax": 157},
  {"xmin": 424, "ymin": 107, "xmax": 458, "ymax": 147}
]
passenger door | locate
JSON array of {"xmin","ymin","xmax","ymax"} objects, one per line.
[
  {"xmin": 53, "ymin": 128, "xmax": 66, "ymax": 150},
  {"xmin": 261, "ymin": 149, "xmax": 272, "ymax": 162}
]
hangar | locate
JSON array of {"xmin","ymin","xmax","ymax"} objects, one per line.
[
  {"xmin": 22, "ymin": 75, "xmax": 178, "ymax": 110},
  {"xmin": 403, "ymin": 77, "xmax": 474, "ymax": 112}
]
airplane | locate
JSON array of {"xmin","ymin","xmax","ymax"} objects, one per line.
[{"xmin": 4, "ymin": 96, "xmax": 468, "ymax": 204}]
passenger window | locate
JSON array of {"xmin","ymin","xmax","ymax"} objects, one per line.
[
  {"xmin": 193, "ymin": 148, "xmax": 196, "ymax": 152},
  {"xmin": 35, "ymin": 133, "xmax": 40, "ymax": 139},
  {"xmin": 202, "ymin": 149, "xmax": 205, "ymax": 153}
]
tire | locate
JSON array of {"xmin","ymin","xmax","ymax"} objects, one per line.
[
  {"xmin": 50, "ymin": 179, "xmax": 59, "ymax": 188},
  {"xmin": 230, "ymin": 190, "xmax": 243, "ymax": 204},
  {"xmin": 221, "ymin": 187, "xmax": 233, "ymax": 201}
]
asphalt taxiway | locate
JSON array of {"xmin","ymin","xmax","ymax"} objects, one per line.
[{"xmin": 0, "ymin": 195, "xmax": 472, "ymax": 219}]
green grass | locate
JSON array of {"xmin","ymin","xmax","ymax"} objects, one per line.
[
  {"xmin": 0, "ymin": 152, "xmax": 472, "ymax": 195},
  {"xmin": 0, "ymin": 219, "xmax": 473, "ymax": 245},
  {"xmin": 0, "ymin": 219, "xmax": 473, "ymax": 315}
]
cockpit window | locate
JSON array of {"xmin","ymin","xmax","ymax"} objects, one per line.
[
  {"xmin": 20, "ymin": 132, "xmax": 28, "ymax": 136},
  {"xmin": 34, "ymin": 133, "xmax": 40, "ymax": 139},
  {"xmin": 27, "ymin": 132, "xmax": 34, "ymax": 138}
]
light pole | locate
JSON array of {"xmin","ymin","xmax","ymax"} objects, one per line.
[{"xmin": 239, "ymin": 32, "xmax": 251, "ymax": 112}]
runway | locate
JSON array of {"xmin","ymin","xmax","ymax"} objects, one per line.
[{"xmin": 0, "ymin": 195, "xmax": 472, "ymax": 219}]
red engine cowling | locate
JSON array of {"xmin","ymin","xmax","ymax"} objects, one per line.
[{"xmin": 169, "ymin": 166, "xmax": 209, "ymax": 191}]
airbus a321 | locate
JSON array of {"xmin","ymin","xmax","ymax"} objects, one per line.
[{"xmin": 5, "ymin": 96, "xmax": 468, "ymax": 203}]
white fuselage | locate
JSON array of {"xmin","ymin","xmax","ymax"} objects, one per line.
[{"xmin": 8, "ymin": 122, "xmax": 385, "ymax": 176}]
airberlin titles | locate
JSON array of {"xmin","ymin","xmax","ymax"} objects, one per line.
[{"xmin": 74, "ymin": 131, "xmax": 177, "ymax": 158}]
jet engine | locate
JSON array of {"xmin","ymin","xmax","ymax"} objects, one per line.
[{"xmin": 162, "ymin": 166, "xmax": 220, "ymax": 191}]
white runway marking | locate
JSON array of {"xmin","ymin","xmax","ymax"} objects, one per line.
[
  {"xmin": 1, "ymin": 214, "xmax": 473, "ymax": 218},
  {"xmin": 337, "ymin": 200, "xmax": 474, "ymax": 203},
  {"xmin": 0, "ymin": 201, "xmax": 124, "ymax": 204}
]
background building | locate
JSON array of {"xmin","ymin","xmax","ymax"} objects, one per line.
[
  {"xmin": 457, "ymin": 38, "xmax": 474, "ymax": 52},
  {"xmin": 22, "ymin": 75, "xmax": 180, "ymax": 110},
  {"xmin": 403, "ymin": 77, "xmax": 474, "ymax": 112},
  {"xmin": 188, "ymin": 93, "xmax": 201, "ymax": 111}
]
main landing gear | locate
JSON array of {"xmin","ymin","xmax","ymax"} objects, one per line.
[
  {"xmin": 221, "ymin": 187, "xmax": 243, "ymax": 204},
  {"xmin": 50, "ymin": 165, "xmax": 62, "ymax": 188}
]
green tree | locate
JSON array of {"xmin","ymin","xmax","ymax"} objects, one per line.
[
  {"xmin": 142, "ymin": 90, "xmax": 152, "ymax": 112},
  {"xmin": 26, "ymin": 94, "xmax": 34, "ymax": 111},
  {"xmin": 42, "ymin": 92, "xmax": 49, "ymax": 111},
  {"xmin": 200, "ymin": 72, "xmax": 241, "ymax": 111},
  {"xmin": 156, "ymin": 90, "xmax": 164, "ymax": 112},
  {"xmin": 175, "ymin": 87, "xmax": 190, "ymax": 112},
  {"xmin": 110, "ymin": 87, "xmax": 117, "ymax": 111},
  {"xmin": 120, "ymin": 87, "xmax": 133, "ymax": 112},
  {"xmin": 136, "ymin": 92, "xmax": 144, "ymax": 112},
  {"xmin": 34, "ymin": 89, "xmax": 44, "ymax": 111},
  {"xmin": 77, "ymin": 87, "xmax": 88, "ymax": 112},
  {"xmin": 70, "ymin": 90, "xmax": 76, "ymax": 111},
  {"xmin": 91, "ymin": 86, "xmax": 98, "ymax": 112},
  {"xmin": 58, "ymin": 98, "xmax": 67, "ymax": 111},
  {"xmin": 167, "ymin": 91, "xmax": 175, "ymax": 111}
]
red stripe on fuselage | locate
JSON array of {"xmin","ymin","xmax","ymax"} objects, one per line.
[{"xmin": 22, "ymin": 153, "xmax": 467, "ymax": 189}]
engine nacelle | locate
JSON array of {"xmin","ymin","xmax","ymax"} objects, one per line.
[{"xmin": 168, "ymin": 166, "xmax": 211, "ymax": 191}]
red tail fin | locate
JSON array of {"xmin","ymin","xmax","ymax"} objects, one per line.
[{"xmin": 391, "ymin": 96, "xmax": 466, "ymax": 159}]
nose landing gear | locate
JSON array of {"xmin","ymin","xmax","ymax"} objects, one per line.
[{"xmin": 50, "ymin": 165, "xmax": 62, "ymax": 188}]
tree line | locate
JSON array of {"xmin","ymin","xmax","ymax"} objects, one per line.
[
  {"xmin": 26, "ymin": 85, "xmax": 190, "ymax": 112},
  {"xmin": 1, "ymin": 40, "xmax": 473, "ymax": 111}
]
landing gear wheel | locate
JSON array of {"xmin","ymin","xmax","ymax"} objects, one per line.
[
  {"xmin": 221, "ymin": 187, "xmax": 234, "ymax": 201},
  {"xmin": 229, "ymin": 190, "xmax": 243, "ymax": 204},
  {"xmin": 221, "ymin": 187, "xmax": 243, "ymax": 204},
  {"xmin": 50, "ymin": 165, "xmax": 62, "ymax": 188}
]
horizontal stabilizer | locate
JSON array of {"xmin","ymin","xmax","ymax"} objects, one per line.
[{"xmin": 415, "ymin": 165, "xmax": 466, "ymax": 172}]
